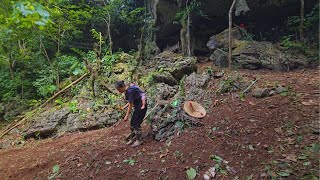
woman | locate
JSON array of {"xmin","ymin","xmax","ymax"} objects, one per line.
[{"xmin": 115, "ymin": 81, "xmax": 148, "ymax": 147}]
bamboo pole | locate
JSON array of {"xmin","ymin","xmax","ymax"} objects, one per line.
[{"xmin": 0, "ymin": 73, "xmax": 89, "ymax": 138}]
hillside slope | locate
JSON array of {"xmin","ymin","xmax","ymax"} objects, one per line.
[{"xmin": 0, "ymin": 68, "xmax": 319, "ymax": 180}]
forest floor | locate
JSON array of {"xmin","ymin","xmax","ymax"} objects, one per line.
[{"xmin": 0, "ymin": 65, "xmax": 319, "ymax": 180}]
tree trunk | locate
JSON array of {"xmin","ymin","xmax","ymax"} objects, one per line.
[
  {"xmin": 299, "ymin": 0, "xmax": 305, "ymax": 42},
  {"xmin": 186, "ymin": 0, "xmax": 192, "ymax": 57},
  {"xmin": 228, "ymin": 0, "xmax": 237, "ymax": 69},
  {"xmin": 106, "ymin": 12, "xmax": 113, "ymax": 55},
  {"xmin": 138, "ymin": 25, "xmax": 146, "ymax": 66},
  {"xmin": 180, "ymin": 25, "xmax": 187, "ymax": 55},
  {"xmin": 40, "ymin": 37, "xmax": 51, "ymax": 65},
  {"xmin": 9, "ymin": 52, "xmax": 14, "ymax": 80},
  {"xmin": 9, "ymin": 60, "xmax": 14, "ymax": 80}
]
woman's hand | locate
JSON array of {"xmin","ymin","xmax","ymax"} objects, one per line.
[{"xmin": 123, "ymin": 116, "xmax": 129, "ymax": 121}]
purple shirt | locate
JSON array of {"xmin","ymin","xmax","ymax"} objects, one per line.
[{"xmin": 125, "ymin": 85, "xmax": 145, "ymax": 109}]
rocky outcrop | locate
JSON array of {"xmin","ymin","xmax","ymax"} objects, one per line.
[
  {"xmin": 184, "ymin": 72, "xmax": 211, "ymax": 101},
  {"xmin": 156, "ymin": 0, "xmax": 318, "ymax": 51},
  {"xmin": 152, "ymin": 105, "xmax": 203, "ymax": 141},
  {"xmin": 23, "ymin": 105, "xmax": 121, "ymax": 139},
  {"xmin": 147, "ymin": 71, "xmax": 210, "ymax": 141},
  {"xmin": 208, "ymin": 28, "xmax": 308, "ymax": 70},
  {"xmin": 24, "ymin": 108, "xmax": 69, "ymax": 138},
  {"xmin": 154, "ymin": 83, "xmax": 178, "ymax": 100},
  {"xmin": 148, "ymin": 51, "xmax": 198, "ymax": 85},
  {"xmin": 209, "ymin": 49, "xmax": 228, "ymax": 67},
  {"xmin": 153, "ymin": 72, "xmax": 178, "ymax": 86}
]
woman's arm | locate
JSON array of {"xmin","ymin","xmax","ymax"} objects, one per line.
[
  {"xmin": 121, "ymin": 102, "xmax": 130, "ymax": 110},
  {"xmin": 124, "ymin": 102, "xmax": 133, "ymax": 121}
]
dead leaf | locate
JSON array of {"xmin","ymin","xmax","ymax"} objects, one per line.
[
  {"xmin": 283, "ymin": 154, "xmax": 297, "ymax": 162},
  {"xmin": 203, "ymin": 174, "xmax": 211, "ymax": 180},
  {"xmin": 160, "ymin": 152, "xmax": 168, "ymax": 159},
  {"xmin": 286, "ymin": 137, "xmax": 295, "ymax": 144},
  {"xmin": 302, "ymin": 100, "xmax": 315, "ymax": 106},
  {"xmin": 274, "ymin": 128, "xmax": 283, "ymax": 133},
  {"xmin": 208, "ymin": 167, "xmax": 216, "ymax": 177},
  {"xmin": 249, "ymin": 101, "xmax": 256, "ymax": 105}
]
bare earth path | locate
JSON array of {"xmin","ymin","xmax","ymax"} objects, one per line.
[{"xmin": 0, "ymin": 69, "xmax": 319, "ymax": 180}]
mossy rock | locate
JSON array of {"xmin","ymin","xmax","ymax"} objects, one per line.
[{"xmin": 152, "ymin": 71, "xmax": 178, "ymax": 86}]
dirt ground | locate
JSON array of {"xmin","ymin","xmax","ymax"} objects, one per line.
[{"xmin": 0, "ymin": 67, "xmax": 319, "ymax": 180}]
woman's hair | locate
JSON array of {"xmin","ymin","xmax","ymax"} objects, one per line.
[{"xmin": 115, "ymin": 80, "xmax": 126, "ymax": 89}]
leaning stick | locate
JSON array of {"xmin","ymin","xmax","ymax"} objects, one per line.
[
  {"xmin": 0, "ymin": 73, "xmax": 89, "ymax": 138},
  {"xmin": 242, "ymin": 79, "xmax": 258, "ymax": 94},
  {"xmin": 143, "ymin": 103, "xmax": 159, "ymax": 121}
]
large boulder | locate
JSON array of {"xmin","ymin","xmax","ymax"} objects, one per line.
[
  {"xmin": 58, "ymin": 110, "xmax": 121, "ymax": 133},
  {"xmin": 210, "ymin": 49, "xmax": 228, "ymax": 67},
  {"xmin": 154, "ymin": 83, "xmax": 178, "ymax": 101},
  {"xmin": 207, "ymin": 29, "xmax": 308, "ymax": 70},
  {"xmin": 170, "ymin": 57, "xmax": 197, "ymax": 80},
  {"xmin": 24, "ymin": 108, "xmax": 69, "ymax": 138},
  {"xmin": 233, "ymin": 41, "xmax": 308, "ymax": 70},
  {"xmin": 151, "ymin": 103, "xmax": 204, "ymax": 141},
  {"xmin": 184, "ymin": 72, "xmax": 211, "ymax": 101},
  {"xmin": 207, "ymin": 28, "xmax": 245, "ymax": 49},
  {"xmin": 112, "ymin": 63, "xmax": 131, "ymax": 81},
  {"xmin": 153, "ymin": 71, "xmax": 178, "ymax": 86},
  {"xmin": 24, "ymin": 102, "xmax": 122, "ymax": 138},
  {"xmin": 149, "ymin": 51, "xmax": 198, "ymax": 81}
]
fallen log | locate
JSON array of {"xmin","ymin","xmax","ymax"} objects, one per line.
[{"xmin": 0, "ymin": 73, "xmax": 89, "ymax": 138}]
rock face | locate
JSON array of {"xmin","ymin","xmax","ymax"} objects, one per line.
[
  {"xmin": 210, "ymin": 49, "xmax": 228, "ymax": 67},
  {"xmin": 208, "ymin": 28, "xmax": 308, "ymax": 70},
  {"xmin": 59, "ymin": 111, "xmax": 119, "ymax": 133},
  {"xmin": 147, "ymin": 71, "xmax": 210, "ymax": 141},
  {"xmin": 153, "ymin": 72, "xmax": 178, "ymax": 86},
  {"xmin": 184, "ymin": 72, "xmax": 211, "ymax": 100},
  {"xmin": 154, "ymin": 83, "xmax": 178, "ymax": 100},
  {"xmin": 170, "ymin": 57, "xmax": 197, "ymax": 80},
  {"xmin": 24, "ymin": 108, "xmax": 69, "ymax": 138},
  {"xmin": 144, "ymin": 51, "xmax": 211, "ymax": 140},
  {"xmin": 151, "ymin": 103, "xmax": 203, "ymax": 141},
  {"xmin": 149, "ymin": 51, "xmax": 198, "ymax": 84},
  {"xmin": 24, "ymin": 105, "xmax": 121, "ymax": 139}
]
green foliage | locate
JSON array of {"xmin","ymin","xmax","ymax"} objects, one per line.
[
  {"xmin": 9, "ymin": 1, "xmax": 50, "ymax": 29},
  {"xmin": 175, "ymin": 0, "xmax": 208, "ymax": 24},
  {"xmin": 48, "ymin": 164, "xmax": 60, "ymax": 180},
  {"xmin": 179, "ymin": 76, "xmax": 185, "ymax": 97},
  {"xmin": 67, "ymin": 100, "xmax": 79, "ymax": 113},
  {"xmin": 280, "ymin": 35, "xmax": 310, "ymax": 55},
  {"xmin": 283, "ymin": 4, "xmax": 319, "ymax": 59},
  {"xmin": 210, "ymin": 155, "xmax": 228, "ymax": 175},
  {"xmin": 0, "ymin": 0, "xmax": 147, "ymax": 105},
  {"xmin": 32, "ymin": 68, "xmax": 56, "ymax": 97},
  {"xmin": 286, "ymin": 4, "xmax": 319, "ymax": 39},
  {"xmin": 186, "ymin": 167, "xmax": 197, "ymax": 180},
  {"xmin": 123, "ymin": 158, "xmax": 137, "ymax": 165}
]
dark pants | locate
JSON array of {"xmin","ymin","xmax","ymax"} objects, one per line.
[{"xmin": 130, "ymin": 105, "xmax": 147, "ymax": 141}]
